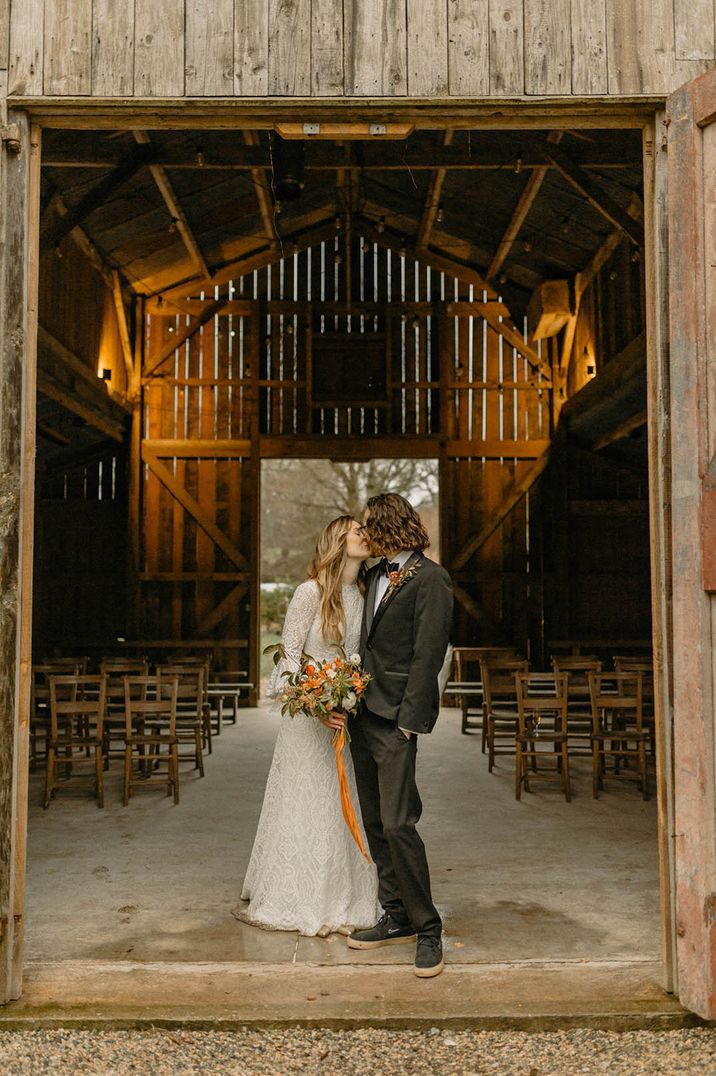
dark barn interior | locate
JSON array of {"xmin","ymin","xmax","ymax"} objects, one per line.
[{"xmin": 34, "ymin": 125, "xmax": 650, "ymax": 679}]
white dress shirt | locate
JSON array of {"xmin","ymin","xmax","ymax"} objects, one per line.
[{"xmin": 373, "ymin": 549, "xmax": 413, "ymax": 611}]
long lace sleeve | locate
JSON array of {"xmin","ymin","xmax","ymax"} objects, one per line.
[{"xmin": 267, "ymin": 580, "xmax": 320, "ymax": 699}]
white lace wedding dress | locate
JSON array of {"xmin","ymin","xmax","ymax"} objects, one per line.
[{"xmin": 236, "ymin": 579, "xmax": 380, "ymax": 936}]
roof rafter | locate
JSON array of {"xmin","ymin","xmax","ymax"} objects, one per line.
[
  {"xmin": 133, "ymin": 129, "xmax": 211, "ymax": 281},
  {"xmin": 541, "ymin": 143, "xmax": 644, "ymax": 246},
  {"xmin": 416, "ymin": 130, "xmax": 454, "ymax": 249},
  {"xmin": 42, "ymin": 142, "xmax": 154, "ymax": 250},
  {"xmin": 486, "ymin": 131, "xmax": 562, "ymax": 284}
]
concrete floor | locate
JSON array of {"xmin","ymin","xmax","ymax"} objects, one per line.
[{"xmin": 25, "ymin": 706, "xmax": 661, "ymax": 967}]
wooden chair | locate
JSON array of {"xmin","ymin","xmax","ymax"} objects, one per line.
[
  {"xmin": 614, "ymin": 655, "xmax": 656, "ymax": 756},
  {"xmin": 44, "ymin": 675, "xmax": 107, "ymax": 808},
  {"xmin": 588, "ymin": 672, "xmax": 649, "ymax": 800},
  {"xmin": 123, "ymin": 676, "xmax": 179, "ymax": 805},
  {"xmin": 452, "ymin": 646, "xmax": 516, "ymax": 739},
  {"xmin": 31, "ymin": 661, "xmax": 84, "ymax": 769},
  {"xmin": 157, "ymin": 665, "xmax": 207, "ymax": 775},
  {"xmin": 100, "ymin": 660, "xmax": 150, "ymax": 767},
  {"xmin": 515, "ymin": 672, "xmax": 571, "ymax": 802},
  {"xmin": 481, "ymin": 657, "xmax": 529, "ymax": 772},
  {"xmin": 163, "ymin": 657, "xmax": 214, "ymax": 747},
  {"xmin": 552, "ymin": 656, "xmax": 602, "ymax": 757}
]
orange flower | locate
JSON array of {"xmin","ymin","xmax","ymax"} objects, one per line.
[{"xmin": 305, "ymin": 664, "xmax": 316, "ymax": 675}]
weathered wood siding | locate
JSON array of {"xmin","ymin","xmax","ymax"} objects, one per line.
[{"xmin": 3, "ymin": 0, "xmax": 715, "ymax": 100}]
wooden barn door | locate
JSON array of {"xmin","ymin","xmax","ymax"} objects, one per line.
[
  {"xmin": 439, "ymin": 308, "xmax": 551, "ymax": 658},
  {"xmin": 662, "ymin": 71, "xmax": 716, "ymax": 1020},
  {"xmin": 139, "ymin": 302, "xmax": 260, "ymax": 695}
]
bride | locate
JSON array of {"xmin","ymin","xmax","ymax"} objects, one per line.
[{"xmin": 235, "ymin": 516, "xmax": 380, "ymax": 937}]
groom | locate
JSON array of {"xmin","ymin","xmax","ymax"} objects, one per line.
[{"xmin": 347, "ymin": 492, "xmax": 453, "ymax": 977}]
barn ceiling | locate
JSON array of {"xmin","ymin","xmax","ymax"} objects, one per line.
[{"xmin": 40, "ymin": 127, "xmax": 644, "ymax": 319}]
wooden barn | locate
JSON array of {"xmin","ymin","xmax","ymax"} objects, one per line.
[{"xmin": 1, "ymin": 0, "xmax": 715, "ymax": 1023}]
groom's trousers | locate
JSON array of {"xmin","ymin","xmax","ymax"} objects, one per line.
[{"xmin": 350, "ymin": 705, "xmax": 442, "ymax": 938}]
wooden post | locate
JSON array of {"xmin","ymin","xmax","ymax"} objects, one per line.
[
  {"xmin": 642, "ymin": 114, "xmax": 678, "ymax": 995},
  {"xmin": 0, "ymin": 113, "xmax": 41, "ymax": 1004}
]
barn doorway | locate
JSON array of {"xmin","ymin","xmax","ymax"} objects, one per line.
[{"xmin": 20, "ymin": 116, "xmax": 665, "ymax": 988}]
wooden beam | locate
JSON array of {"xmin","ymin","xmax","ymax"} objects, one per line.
[
  {"xmin": 243, "ymin": 130, "xmax": 279, "ymax": 248},
  {"xmin": 156, "ymin": 207, "xmax": 338, "ymax": 302},
  {"xmin": 142, "ymin": 449, "xmax": 248, "ymax": 568},
  {"xmin": 41, "ymin": 143, "xmax": 154, "ymax": 250},
  {"xmin": 450, "ymin": 450, "xmax": 551, "ymax": 571},
  {"xmin": 453, "ymin": 584, "xmax": 487, "ymax": 624},
  {"xmin": 577, "ymin": 192, "xmax": 644, "ymax": 295},
  {"xmin": 591, "ymin": 409, "xmax": 648, "ymax": 451},
  {"xmin": 36, "ymin": 373, "xmax": 126, "ymax": 442},
  {"xmin": 142, "ymin": 438, "xmax": 252, "ymax": 457},
  {"xmin": 542, "ymin": 144, "xmax": 644, "ymax": 246},
  {"xmin": 143, "ymin": 298, "xmax": 228, "ymax": 379},
  {"xmin": 139, "ymin": 572, "xmax": 249, "ymax": 582},
  {"xmin": 416, "ymin": 130, "xmax": 454, "ymax": 249},
  {"xmin": 111, "ymin": 271, "xmax": 135, "ymax": 389},
  {"xmin": 43, "ymin": 191, "xmax": 120, "ymax": 294},
  {"xmin": 195, "ymin": 584, "xmax": 248, "ymax": 637},
  {"xmin": 133, "ymin": 130, "xmax": 211, "ymax": 281},
  {"xmin": 41, "ymin": 144, "xmax": 643, "ymax": 172},
  {"xmin": 487, "ymin": 132, "xmax": 562, "ymax": 282}
]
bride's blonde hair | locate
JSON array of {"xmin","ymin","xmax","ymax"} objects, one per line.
[{"xmin": 307, "ymin": 515, "xmax": 355, "ymax": 642}]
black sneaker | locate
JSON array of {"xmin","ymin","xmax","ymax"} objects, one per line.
[
  {"xmin": 347, "ymin": 913, "xmax": 416, "ymax": 950},
  {"xmin": 414, "ymin": 934, "xmax": 444, "ymax": 977}
]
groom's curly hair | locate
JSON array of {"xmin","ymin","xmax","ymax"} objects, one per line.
[{"xmin": 361, "ymin": 492, "xmax": 430, "ymax": 557}]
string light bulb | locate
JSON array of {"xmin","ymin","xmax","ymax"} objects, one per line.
[
  {"xmin": 377, "ymin": 216, "xmax": 385, "ymax": 234},
  {"xmin": 436, "ymin": 205, "xmax": 445, "ymax": 223},
  {"xmin": 514, "ymin": 157, "xmax": 523, "ymax": 175}
]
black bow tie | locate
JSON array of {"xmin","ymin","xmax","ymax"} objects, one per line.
[{"xmin": 382, "ymin": 559, "xmax": 400, "ymax": 576}]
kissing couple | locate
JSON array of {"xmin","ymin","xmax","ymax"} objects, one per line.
[{"xmin": 234, "ymin": 492, "xmax": 453, "ymax": 978}]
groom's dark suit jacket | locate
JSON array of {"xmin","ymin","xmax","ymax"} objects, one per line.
[{"xmin": 359, "ymin": 552, "xmax": 453, "ymax": 735}]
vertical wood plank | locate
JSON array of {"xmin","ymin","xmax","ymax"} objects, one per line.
[
  {"xmin": 606, "ymin": 0, "xmax": 675, "ymax": 94},
  {"xmin": 570, "ymin": 0, "xmax": 608, "ymax": 94},
  {"xmin": 524, "ymin": 0, "xmax": 571, "ymax": 94},
  {"xmin": 0, "ymin": 114, "xmax": 40, "ymax": 1003},
  {"xmin": 344, "ymin": 0, "xmax": 407, "ymax": 95},
  {"xmin": 0, "ymin": 0, "xmax": 10, "ymax": 70},
  {"xmin": 447, "ymin": 0, "xmax": 489, "ymax": 96},
  {"xmin": 673, "ymin": 0, "xmax": 715, "ymax": 60},
  {"xmin": 406, "ymin": 0, "xmax": 448, "ymax": 95},
  {"xmin": 268, "ymin": 0, "xmax": 311, "ymax": 95},
  {"xmin": 134, "ymin": 0, "xmax": 185, "ymax": 97},
  {"xmin": 92, "ymin": 0, "xmax": 134, "ymax": 97},
  {"xmin": 642, "ymin": 112, "xmax": 677, "ymax": 994},
  {"xmin": 8, "ymin": 0, "xmax": 43, "ymax": 95},
  {"xmin": 234, "ymin": 0, "xmax": 269, "ymax": 94},
  {"xmin": 44, "ymin": 0, "xmax": 92, "ymax": 95},
  {"xmin": 488, "ymin": 0, "xmax": 524, "ymax": 96},
  {"xmin": 312, "ymin": 0, "xmax": 343, "ymax": 95},
  {"xmin": 186, "ymin": 0, "xmax": 234, "ymax": 95}
]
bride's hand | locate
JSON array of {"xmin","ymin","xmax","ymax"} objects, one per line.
[{"xmin": 323, "ymin": 711, "xmax": 346, "ymax": 731}]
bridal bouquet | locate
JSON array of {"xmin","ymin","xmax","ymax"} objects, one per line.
[{"xmin": 264, "ymin": 644, "xmax": 372, "ymax": 861}]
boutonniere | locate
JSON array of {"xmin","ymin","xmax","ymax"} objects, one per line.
[{"xmin": 382, "ymin": 561, "xmax": 421, "ymax": 602}]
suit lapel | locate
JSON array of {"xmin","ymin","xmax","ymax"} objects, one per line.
[
  {"xmin": 365, "ymin": 564, "xmax": 380, "ymax": 633},
  {"xmin": 367, "ymin": 551, "xmax": 422, "ymax": 643}
]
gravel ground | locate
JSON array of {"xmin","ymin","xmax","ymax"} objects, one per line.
[{"xmin": 0, "ymin": 1028, "xmax": 714, "ymax": 1075}]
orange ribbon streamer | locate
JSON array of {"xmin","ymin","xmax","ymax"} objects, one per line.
[{"xmin": 334, "ymin": 726, "xmax": 372, "ymax": 863}]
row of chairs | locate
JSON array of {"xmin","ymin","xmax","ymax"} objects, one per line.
[
  {"xmin": 33, "ymin": 657, "xmax": 222, "ymax": 808},
  {"xmin": 449, "ymin": 648, "xmax": 654, "ymax": 802}
]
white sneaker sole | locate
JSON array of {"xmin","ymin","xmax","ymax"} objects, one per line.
[
  {"xmin": 414, "ymin": 958, "xmax": 444, "ymax": 978},
  {"xmin": 347, "ymin": 933, "xmax": 417, "ymax": 950}
]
